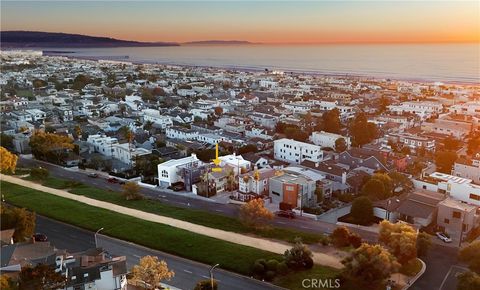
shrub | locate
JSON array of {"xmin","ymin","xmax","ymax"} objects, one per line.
[
  {"xmin": 30, "ymin": 167, "xmax": 49, "ymax": 180},
  {"xmin": 266, "ymin": 259, "xmax": 279, "ymax": 272},
  {"xmin": 277, "ymin": 261, "xmax": 289, "ymax": 275},
  {"xmin": 252, "ymin": 261, "xmax": 265, "ymax": 275},
  {"xmin": 330, "ymin": 226, "xmax": 351, "ymax": 248},
  {"xmin": 265, "ymin": 271, "xmax": 276, "ymax": 281},
  {"xmin": 194, "ymin": 279, "xmax": 218, "ymax": 290},
  {"xmin": 284, "ymin": 238, "xmax": 313, "ymax": 270},
  {"xmin": 304, "ymin": 256, "xmax": 314, "ymax": 269},
  {"xmin": 348, "ymin": 233, "xmax": 362, "ymax": 248}
]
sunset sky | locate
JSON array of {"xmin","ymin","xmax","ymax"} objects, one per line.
[{"xmin": 1, "ymin": 1, "xmax": 479, "ymax": 44}]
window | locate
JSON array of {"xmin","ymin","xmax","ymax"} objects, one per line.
[
  {"xmin": 161, "ymin": 170, "xmax": 168, "ymax": 178},
  {"xmin": 452, "ymin": 211, "xmax": 461, "ymax": 219},
  {"xmin": 286, "ymin": 185, "xmax": 294, "ymax": 191},
  {"xmin": 444, "ymin": 218, "xmax": 449, "ymax": 224},
  {"xmin": 470, "ymin": 193, "xmax": 480, "ymax": 201}
]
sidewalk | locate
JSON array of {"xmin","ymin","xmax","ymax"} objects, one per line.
[{"xmin": 1, "ymin": 174, "xmax": 343, "ymax": 269}]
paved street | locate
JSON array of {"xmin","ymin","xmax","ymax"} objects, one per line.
[
  {"xmin": 36, "ymin": 216, "xmax": 283, "ymax": 290},
  {"xmin": 18, "ymin": 156, "xmax": 379, "ymax": 243},
  {"xmin": 410, "ymin": 244, "xmax": 460, "ymax": 290}
]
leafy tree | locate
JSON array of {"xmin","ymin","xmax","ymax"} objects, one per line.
[
  {"xmin": 153, "ymin": 87, "xmax": 166, "ymax": 96},
  {"xmin": 377, "ymin": 96, "xmax": 391, "ymax": 114},
  {"xmin": 342, "ymin": 243, "xmax": 400, "ymax": 286},
  {"xmin": 1, "ymin": 207, "xmax": 36, "ymax": 242},
  {"xmin": 19, "ymin": 264, "xmax": 65, "ymax": 290},
  {"xmin": 143, "ymin": 120, "xmax": 154, "ymax": 132},
  {"xmin": 237, "ymin": 144, "xmax": 257, "ymax": 155},
  {"xmin": 443, "ymin": 136, "xmax": 461, "ymax": 151},
  {"xmin": 303, "ymin": 111, "xmax": 313, "ymax": 134},
  {"xmin": 361, "ymin": 179, "xmax": 385, "ymax": 201},
  {"xmin": 361, "ymin": 173, "xmax": 393, "ymax": 201},
  {"xmin": 121, "ymin": 182, "xmax": 143, "ymax": 201},
  {"xmin": 283, "ymin": 238, "xmax": 314, "ymax": 270},
  {"xmin": 457, "ymin": 271, "xmax": 480, "ymax": 290},
  {"xmin": 131, "ymin": 256, "xmax": 175, "ymax": 290},
  {"xmin": 284, "ymin": 126, "xmax": 309, "ymax": 142},
  {"xmin": 0, "ymin": 133, "xmax": 14, "ymax": 151},
  {"xmin": 416, "ymin": 232, "xmax": 432, "ymax": 257},
  {"xmin": 214, "ymin": 107, "xmax": 223, "ymax": 116},
  {"xmin": 239, "ymin": 199, "xmax": 273, "ymax": 229},
  {"xmin": 334, "ymin": 138, "xmax": 347, "ymax": 153},
  {"xmin": 388, "ymin": 171, "xmax": 413, "ymax": 194},
  {"xmin": 349, "ymin": 112, "xmax": 378, "ymax": 147},
  {"xmin": 0, "ymin": 146, "xmax": 17, "ymax": 174},
  {"xmin": 467, "ymin": 133, "xmax": 480, "ymax": 154},
  {"xmin": 32, "ymin": 79, "xmax": 47, "ymax": 89},
  {"xmin": 379, "ymin": 220, "xmax": 417, "ymax": 265},
  {"xmin": 194, "ymin": 279, "xmax": 218, "ymax": 290},
  {"xmin": 73, "ymin": 125, "xmax": 82, "ymax": 140},
  {"xmin": 72, "ymin": 74, "xmax": 93, "ymax": 90},
  {"xmin": 319, "ymin": 108, "xmax": 342, "ymax": 134},
  {"xmin": 435, "ymin": 150, "xmax": 457, "ymax": 173},
  {"xmin": 0, "ymin": 275, "xmax": 17, "ymax": 290},
  {"xmin": 350, "ymin": 196, "xmax": 373, "ymax": 225},
  {"xmin": 459, "ymin": 241, "xmax": 480, "ymax": 274},
  {"xmin": 29, "ymin": 132, "xmax": 75, "ymax": 164}
]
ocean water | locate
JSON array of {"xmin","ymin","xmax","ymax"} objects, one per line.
[{"xmin": 46, "ymin": 43, "xmax": 479, "ymax": 83}]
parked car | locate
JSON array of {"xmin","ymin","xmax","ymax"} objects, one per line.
[
  {"xmin": 87, "ymin": 173, "xmax": 98, "ymax": 178},
  {"xmin": 276, "ymin": 210, "xmax": 296, "ymax": 219},
  {"xmin": 33, "ymin": 233, "xmax": 48, "ymax": 242},
  {"xmin": 435, "ymin": 232, "xmax": 452, "ymax": 243},
  {"xmin": 168, "ymin": 182, "xmax": 185, "ymax": 192},
  {"xmin": 107, "ymin": 177, "xmax": 119, "ymax": 183}
]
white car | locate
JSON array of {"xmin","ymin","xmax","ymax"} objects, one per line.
[{"xmin": 435, "ymin": 232, "xmax": 452, "ymax": 243}]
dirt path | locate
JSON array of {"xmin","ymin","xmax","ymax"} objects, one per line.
[{"xmin": 1, "ymin": 174, "xmax": 343, "ymax": 269}]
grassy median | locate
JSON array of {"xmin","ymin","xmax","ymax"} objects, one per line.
[
  {"xmin": 1, "ymin": 181, "xmax": 282, "ymax": 275},
  {"xmin": 25, "ymin": 175, "xmax": 328, "ymax": 244}
]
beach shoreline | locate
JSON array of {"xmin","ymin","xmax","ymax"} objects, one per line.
[{"xmin": 42, "ymin": 50, "xmax": 480, "ymax": 86}]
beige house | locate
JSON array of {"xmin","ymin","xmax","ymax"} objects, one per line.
[{"xmin": 437, "ymin": 197, "xmax": 479, "ymax": 242}]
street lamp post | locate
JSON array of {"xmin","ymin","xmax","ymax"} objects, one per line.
[
  {"xmin": 94, "ymin": 227, "xmax": 104, "ymax": 248},
  {"xmin": 209, "ymin": 263, "xmax": 220, "ymax": 290}
]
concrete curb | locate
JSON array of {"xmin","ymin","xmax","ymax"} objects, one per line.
[{"xmin": 402, "ymin": 258, "xmax": 426, "ymax": 290}]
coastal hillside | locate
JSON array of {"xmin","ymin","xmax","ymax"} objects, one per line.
[{"xmin": 0, "ymin": 31, "xmax": 179, "ymax": 48}]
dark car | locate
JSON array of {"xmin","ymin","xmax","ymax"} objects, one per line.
[
  {"xmin": 33, "ymin": 233, "xmax": 48, "ymax": 242},
  {"xmin": 168, "ymin": 182, "xmax": 185, "ymax": 192},
  {"xmin": 87, "ymin": 173, "xmax": 98, "ymax": 178},
  {"xmin": 107, "ymin": 177, "xmax": 119, "ymax": 183},
  {"xmin": 276, "ymin": 210, "xmax": 296, "ymax": 219}
]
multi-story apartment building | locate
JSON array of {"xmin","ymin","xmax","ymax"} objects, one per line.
[
  {"xmin": 143, "ymin": 109, "xmax": 173, "ymax": 129},
  {"xmin": 112, "ymin": 143, "xmax": 151, "ymax": 165},
  {"xmin": 414, "ymin": 172, "xmax": 480, "ymax": 206},
  {"xmin": 86, "ymin": 134, "xmax": 119, "ymax": 157},
  {"xmin": 386, "ymin": 132, "xmax": 436, "ymax": 152},
  {"xmin": 449, "ymin": 101, "xmax": 480, "ymax": 116},
  {"xmin": 452, "ymin": 156, "xmax": 480, "ymax": 185},
  {"xmin": 274, "ymin": 138, "xmax": 323, "ymax": 164},
  {"xmin": 309, "ymin": 131, "xmax": 351, "ymax": 150},
  {"xmin": 157, "ymin": 153, "xmax": 201, "ymax": 187},
  {"xmin": 166, "ymin": 126, "xmax": 199, "ymax": 140},
  {"xmin": 421, "ymin": 115, "xmax": 473, "ymax": 138},
  {"xmin": 269, "ymin": 170, "xmax": 317, "ymax": 208},
  {"xmin": 388, "ymin": 101, "xmax": 443, "ymax": 120}
]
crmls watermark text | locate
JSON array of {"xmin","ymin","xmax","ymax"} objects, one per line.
[{"xmin": 302, "ymin": 278, "xmax": 341, "ymax": 289}]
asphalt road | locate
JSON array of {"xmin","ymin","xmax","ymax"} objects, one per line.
[
  {"xmin": 18, "ymin": 156, "xmax": 378, "ymax": 243},
  {"xmin": 410, "ymin": 244, "xmax": 460, "ymax": 290},
  {"xmin": 36, "ymin": 215, "xmax": 282, "ymax": 290}
]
